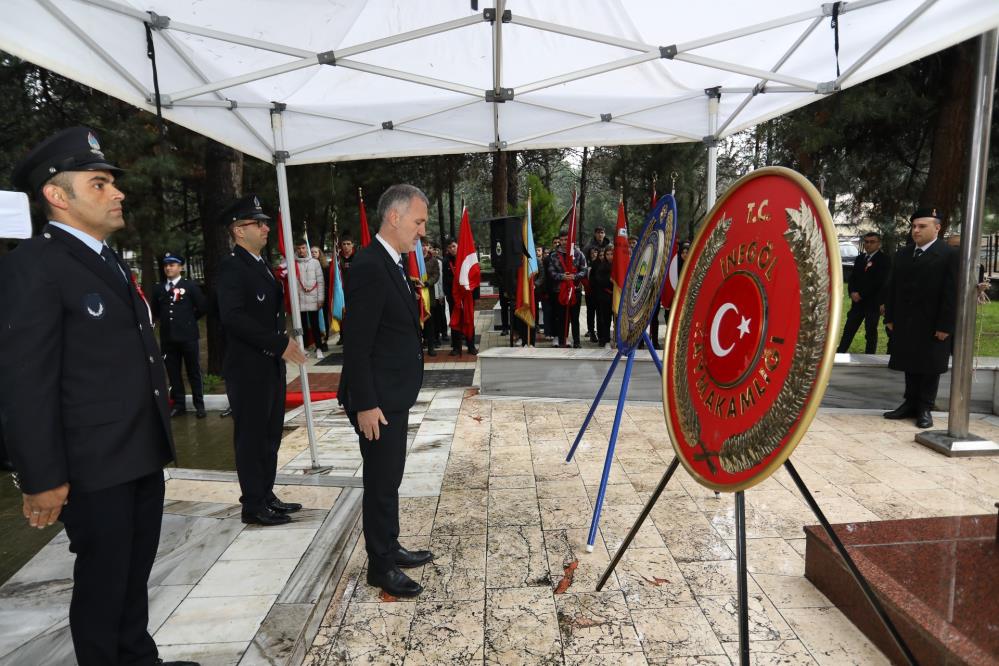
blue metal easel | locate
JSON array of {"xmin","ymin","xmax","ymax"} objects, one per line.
[{"xmin": 564, "ymin": 194, "xmax": 677, "ymax": 551}]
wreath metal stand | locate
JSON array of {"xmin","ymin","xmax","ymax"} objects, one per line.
[{"xmin": 564, "ymin": 195, "xmax": 677, "ymax": 552}]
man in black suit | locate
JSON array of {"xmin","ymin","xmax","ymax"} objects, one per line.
[
  {"xmin": 150, "ymin": 253, "xmax": 208, "ymax": 418},
  {"xmin": 837, "ymin": 232, "xmax": 892, "ymax": 354},
  {"xmin": 1, "ymin": 127, "xmax": 196, "ymax": 666},
  {"xmin": 883, "ymin": 207, "xmax": 958, "ymax": 429},
  {"xmin": 216, "ymin": 195, "xmax": 307, "ymax": 526},
  {"xmin": 338, "ymin": 184, "xmax": 433, "ymax": 598}
]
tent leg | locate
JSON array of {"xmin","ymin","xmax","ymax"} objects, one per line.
[
  {"xmin": 706, "ymin": 89, "xmax": 720, "ymax": 207},
  {"xmin": 272, "ymin": 110, "xmax": 323, "ymax": 471},
  {"xmin": 915, "ymin": 28, "xmax": 999, "ymax": 457}
]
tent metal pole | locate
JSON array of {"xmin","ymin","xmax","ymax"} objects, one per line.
[
  {"xmin": 916, "ymin": 29, "xmax": 999, "ymax": 457},
  {"xmin": 517, "ymin": 52, "xmax": 660, "ymax": 95},
  {"xmin": 335, "ymin": 60, "xmax": 483, "ymax": 97},
  {"xmin": 835, "ymin": 0, "xmax": 939, "ymax": 87},
  {"xmin": 39, "ymin": 0, "xmax": 150, "ymax": 97},
  {"xmin": 717, "ymin": 17, "xmax": 823, "ymax": 136},
  {"xmin": 271, "ymin": 109, "xmax": 322, "ymax": 471},
  {"xmin": 157, "ymin": 30, "xmax": 274, "ymax": 155},
  {"xmin": 674, "ymin": 53, "xmax": 818, "ymax": 91},
  {"xmin": 492, "ymin": 0, "xmax": 506, "ymax": 146},
  {"xmin": 706, "ymin": 91, "xmax": 720, "ymax": 207},
  {"xmin": 336, "ymin": 15, "xmax": 483, "ymax": 59},
  {"xmin": 171, "ymin": 60, "xmax": 318, "ymax": 102}
]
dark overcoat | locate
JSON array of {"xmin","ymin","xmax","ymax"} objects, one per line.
[
  {"xmin": 0, "ymin": 224, "xmax": 173, "ymax": 494},
  {"xmin": 884, "ymin": 240, "xmax": 958, "ymax": 374}
]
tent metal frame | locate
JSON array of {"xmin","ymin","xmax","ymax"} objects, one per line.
[{"xmin": 54, "ymin": 0, "xmax": 945, "ymax": 162}]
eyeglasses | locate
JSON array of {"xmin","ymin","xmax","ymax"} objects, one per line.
[{"xmin": 235, "ymin": 220, "xmax": 267, "ymax": 229}]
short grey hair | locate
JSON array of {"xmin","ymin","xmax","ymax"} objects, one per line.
[{"xmin": 377, "ymin": 184, "xmax": 428, "ymax": 227}]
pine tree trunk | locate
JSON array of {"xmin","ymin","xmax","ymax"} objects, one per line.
[
  {"xmin": 920, "ymin": 41, "xmax": 976, "ymax": 232},
  {"xmin": 492, "ymin": 151, "xmax": 508, "ymax": 215},
  {"xmin": 199, "ymin": 140, "xmax": 243, "ymax": 376}
]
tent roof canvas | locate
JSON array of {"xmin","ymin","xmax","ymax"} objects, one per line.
[{"xmin": 2, "ymin": 0, "xmax": 997, "ymax": 164}]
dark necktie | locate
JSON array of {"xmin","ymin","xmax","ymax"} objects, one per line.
[
  {"xmin": 397, "ymin": 257, "xmax": 412, "ymax": 293},
  {"xmin": 166, "ymin": 280, "xmax": 175, "ymax": 292},
  {"xmin": 101, "ymin": 245, "xmax": 127, "ymax": 284},
  {"xmin": 914, "ymin": 248, "xmax": 924, "ymax": 259}
]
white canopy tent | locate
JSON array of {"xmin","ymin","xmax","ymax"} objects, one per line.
[
  {"xmin": 2, "ymin": 0, "xmax": 997, "ymax": 465},
  {"xmin": 3, "ymin": 0, "xmax": 996, "ymax": 164}
]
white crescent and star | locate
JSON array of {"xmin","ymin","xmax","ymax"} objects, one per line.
[{"xmin": 709, "ymin": 303, "xmax": 752, "ymax": 357}]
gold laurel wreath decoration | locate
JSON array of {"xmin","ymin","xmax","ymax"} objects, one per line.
[
  {"xmin": 718, "ymin": 200, "xmax": 830, "ymax": 472},
  {"xmin": 673, "ymin": 216, "xmax": 732, "ymax": 449}
]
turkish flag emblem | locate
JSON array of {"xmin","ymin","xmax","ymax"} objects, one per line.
[{"xmin": 705, "ymin": 272, "xmax": 766, "ymax": 387}]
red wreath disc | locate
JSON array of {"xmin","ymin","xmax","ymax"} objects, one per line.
[{"xmin": 663, "ymin": 167, "xmax": 841, "ymax": 492}]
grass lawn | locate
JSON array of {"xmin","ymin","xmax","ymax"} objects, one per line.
[{"xmin": 838, "ymin": 287, "xmax": 998, "ymax": 357}]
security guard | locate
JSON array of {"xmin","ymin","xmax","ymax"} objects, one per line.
[
  {"xmin": 150, "ymin": 252, "xmax": 208, "ymax": 418},
  {"xmin": 1, "ymin": 127, "xmax": 196, "ymax": 665},
  {"xmin": 215, "ymin": 195, "xmax": 307, "ymax": 526}
]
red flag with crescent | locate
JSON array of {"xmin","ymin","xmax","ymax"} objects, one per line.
[
  {"xmin": 557, "ymin": 190, "xmax": 579, "ymax": 307},
  {"xmin": 450, "ymin": 206, "xmax": 479, "ymax": 341}
]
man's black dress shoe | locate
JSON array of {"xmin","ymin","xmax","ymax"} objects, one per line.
[
  {"xmin": 241, "ymin": 507, "xmax": 291, "ymax": 526},
  {"xmin": 220, "ymin": 407, "xmax": 232, "ymax": 418},
  {"xmin": 157, "ymin": 659, "xmax": 200, "ymax": 665},
  {"xmin": 268, "ymin": 498, "xmax": 302, "ymax": 513},
  {"xmin": 916, "ymin": 410, "xmax": 934, "ymax": 429},
  {"xmin": 883, "ymin": 402, "xmax": 916, "ymax": 420},
  {"xmin": 427, "ymin": 347, "xmax": 437, "ymax": 357},
  {"xmin": 195, "ymin": 409, "xmax": 207, "ymax": 419},
  {"xmin": 467, "ymin": 347, "xmax": 479, "ymax": 355},
  {"xmin": 394, "ymin": 546, "xmax": 433, "ymax": 568},
  {"xmin": 366, "ymin": 567, "xmax": 423, "ymax": 597},
  {"xmin": 170, "ymin": 406, "xmax": 186, "ymax": 418},
  {"xmin": 448, "ymin": 349, "xmax": 460, "ymax": 357}
]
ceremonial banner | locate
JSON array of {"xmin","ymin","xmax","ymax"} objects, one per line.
[
  {"xmin": 615, "ymin": 194, "xmax": 678, "ymax": 351},
  {"xmin": 664, "ymin": 167, "xmax": 841, "ymax": 492}
]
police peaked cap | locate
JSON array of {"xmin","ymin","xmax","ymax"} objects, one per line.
[
  {"xmin": 910, "ymin": 206, "xmax": 942, "ymax": 222},
  {"xmin": 161, "ymin": 252, "xmax": 185, "ymax": 265},
  {"xmin": 11, "ymin": 126, "xmax": 123, "ymax": 197},
  {"xmin": 219, "ymin": 194, "xmax": 271, "ymax": 226}
]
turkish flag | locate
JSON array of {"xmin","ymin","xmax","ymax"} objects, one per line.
[
  {"xmin": 450, "ymin": 206, "xmax": 479, "ymax": 340},
  {"xmin": 610, "ymin": 197, "xmax": 629, "ymax": 314},
  {"xmin": 358, "ymin": 188, "xmax": 372, "ymax": 248},
  {"xmin": 704, "ymin": 272, "xmax": 765, "ymax": 386}
]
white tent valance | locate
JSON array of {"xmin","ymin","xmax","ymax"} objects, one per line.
[{"xmin": 3, "ymin": 0, "xmax": 997, "ymax": 165}]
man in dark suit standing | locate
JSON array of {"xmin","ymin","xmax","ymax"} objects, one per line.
[
  {"xmin": 837, "ymin": 231, "xmax": 892, "ymax": 354},
  {"xmin": 216, "ymin": 195, "xmax": 307, "ymax": 526},
  {"xmin": 150, "ymin": 253, "xmax": 208, "ymax": 418},
  {"xmin": 339, "ymin": 184, "xmax": 433, "ymax": 598},
  {"xmin": 883, "ymin": 207, "xmax": 958, "ymax": 429},
  {"xmin": 1, "ymin": 127, "xmax": 196, "ymax": 666}
]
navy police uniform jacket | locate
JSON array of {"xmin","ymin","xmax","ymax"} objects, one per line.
[
  {"xmin": 884, "ymin": 240, "xmax": 958, "ymax": 375},
  {"xmin": 215, "ymin": 245, "xmax": 288, "ymax": 381},
  {"xmin": 0, "ymin": 224, "xmax": 174, "ymax": 494},
  {"xmin": 338, "ymin": 242, "xmax": 424, "ymax": 414},
  {"xmin": 150, "ymin": 277, "xmax": 207, "ymax": 343}
]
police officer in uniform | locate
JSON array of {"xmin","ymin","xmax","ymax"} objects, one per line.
[
  {"xmin": 1, "ymin": 127, "xmax": 197, "ymax": 665},
  {"xmin": 150, "ymin": 253, "xmax": 208, "ymax": 418},
  {"xmin": 215, "ymin": 195, "xmax": 307, "ymax": 526},
  {"xmin": 883, "ymin": 207, "xmax": 958, "ymax": 429}
]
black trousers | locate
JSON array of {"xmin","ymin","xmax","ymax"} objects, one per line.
[
  {"xmin": 553, "ymin": 299, "xmax": 582, "ymax": 346},
  {"xmin": 837, "ymin": 303, "xmax": 881, "ymax": 353},
  {"xmin": 585, "ymin": 292, "xmax": 596, "ymax": 335},
  {"xmin": 163, "ymin": 339, "xmax": 204, "ymax": 411},
  {"xmin": 446, "ymin": 295, "xmax": 477, "ymax": 352},
  {"xmin": 512, "ymin": 302, "xmax": 539, "ymax": 346},
  {"xmin": 301, "ymin": 310, "xmax": 327, "ymax": 351},
  {"xmin": 353, "ymin": 409, "xmax": 408, "ymax": 574},
  {"xmin": 227, "ymin": 367, "xmax": 285, "ymax": 512},
  {"xmin": 431, "ymin": 299, "xmax": 447, "ymax": 343},
  {"xmin": 904, "ymin": 372, "xmax": 941, "ymax": 411},
  {"xmin": 595, "ymin": 297, "xmax": 612, "ymax": 345},
  {"xmin": 60, "ymin": 471, "xmax": 164, "ymax": 666}
]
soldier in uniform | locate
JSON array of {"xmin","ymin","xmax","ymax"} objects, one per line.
[
  {"xmin": 215, "ymin": 195, "xmax": 307, "ymax": 526},
  {"xmin": 1, "ymin": 127, "xmax": 196, "ymax": 665},
  {"xmin": 150, "ymin": 253, "xmax": 208, "ymax": 418},
  {"xmin": 883, "ymin": 207, "xmax": 958, "ymax": 429}
]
